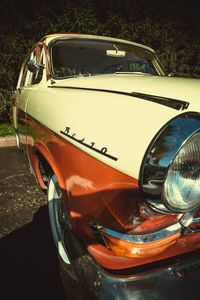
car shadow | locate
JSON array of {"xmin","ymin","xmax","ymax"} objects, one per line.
[{"xmin": 0, "ymin": 205, "xmax": 66, "ymax": 300}]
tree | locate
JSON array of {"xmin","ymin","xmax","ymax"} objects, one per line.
[{"xmin": 1, "ymin": 0, "xmax": 200, "ymax": 121}]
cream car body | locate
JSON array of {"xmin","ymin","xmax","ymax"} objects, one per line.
[{"xmin": 13, "ymin": 34, "xmax": 200, "ymax": 299}]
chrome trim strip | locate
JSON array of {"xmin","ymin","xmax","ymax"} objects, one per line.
[
  {"xmin": 49, "ymin": 86, "xmax": 189, "ymax": 111},
  {"xmin": 91, "ymin": 221, "xmax": 181, "ymax": 244},
  {"xmin": 130, "ymin": 92, "xmax": 189, "ymax": 110},
  {"xmin": 60, "ymin": 129, "xmax": 118, "ymax": 161}
]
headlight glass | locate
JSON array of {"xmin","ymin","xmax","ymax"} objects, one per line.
[{"xmin": 163, "ymin": 131, "xmax": 200, "ymax": 212}]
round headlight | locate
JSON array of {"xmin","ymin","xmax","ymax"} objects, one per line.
[{"xmin": 163, "ymin": 131, "xmax": 200, "ymax": 212}]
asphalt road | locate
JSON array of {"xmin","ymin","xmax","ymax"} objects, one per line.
[{"xmin": 0, "ymin": 147, "xmax": 66, "ymax": 299}]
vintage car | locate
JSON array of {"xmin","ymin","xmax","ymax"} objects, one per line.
[{"xmin": 12, "ymin": 34, "xmax": 200, "ymax": 299}]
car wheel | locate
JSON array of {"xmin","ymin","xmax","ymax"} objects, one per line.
[
  {"xmin": 47, "ymin": 175, "xmax": 88, "ymax": 299},
  {"xmin": 48, "ymin": 174, "xmax": 71, "ymax": 265}
]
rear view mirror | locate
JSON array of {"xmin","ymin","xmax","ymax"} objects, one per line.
[
  {"xmin": 106, "ymin": 50, "xmax": 126, "ymax": 57},
  {"xmin": 106, "ymin": 44, "xmax": 126, "ymax": 57}
]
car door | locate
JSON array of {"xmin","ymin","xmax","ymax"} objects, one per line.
[{"xmin": 13, "ymin": 44, "xmax": 44, "ymax": 150}]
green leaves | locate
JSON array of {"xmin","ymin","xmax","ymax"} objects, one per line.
[
  {"xmin": 0, "ymin": 0, "xmax": 199, "ymax": 100},
  {"xmin": 0, "ymin": 123, "xmax": 15, "ymax": 136}
]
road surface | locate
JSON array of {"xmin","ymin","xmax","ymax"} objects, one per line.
[{"xmin": 0, "ymin": 147, "xmax": 66, "ymax": 299}]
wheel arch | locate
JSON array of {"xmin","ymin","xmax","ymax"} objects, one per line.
[{"xmin": 31, "ymin": 142, "xmax": 65, "ymax": 191}]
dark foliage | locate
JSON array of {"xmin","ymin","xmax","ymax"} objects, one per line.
[{"xmin": 0, "ymin": 0, "xmax": 200, "ymax": 118}]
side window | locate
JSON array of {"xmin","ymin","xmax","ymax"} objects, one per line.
[
  {"xmin": 31, "ymin": 46, "xmax": 44, "ymax": 85},
  {"xmin": 19, "ymin": 44, "xmax": 44, "ymax": 88},
  {"xmin": 19, "ymin": 54, "xmax": 31, "ymax": 88}
]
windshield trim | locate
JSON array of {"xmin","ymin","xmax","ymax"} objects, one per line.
[{"xmin": 49, "ymin": 37, "xmax": 166, "ymax": 80}]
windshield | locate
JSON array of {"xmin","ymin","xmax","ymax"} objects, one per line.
[{"xmin": 50, "ymin": 39, "xmax": 163, "ymax": 79}]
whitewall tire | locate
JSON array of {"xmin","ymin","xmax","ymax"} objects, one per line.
[{"xmin": 48, "ymin": 175, "xmax": 70, "ymax": 265}]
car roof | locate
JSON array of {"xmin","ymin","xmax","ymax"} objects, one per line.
[{"xmin": 41, "ymin": 33, "xmax": 155, "ymax": 53}]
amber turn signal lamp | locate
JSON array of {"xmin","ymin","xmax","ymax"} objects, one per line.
[{"xmin": 102, "ymin": 232, "xmax": 181, "ymax": 258}]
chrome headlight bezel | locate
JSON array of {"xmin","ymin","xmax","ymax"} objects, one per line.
[
  {"xmin": 163, "ymin": 131, "xmax": 200, "ymax": 212},
  {"xmin": 140, "ymin": 112, "xmax": 200, "ymax": 213}
]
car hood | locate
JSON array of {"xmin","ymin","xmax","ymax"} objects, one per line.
[
  {"xmin": 52, "ymin": 74, "xmax": 200, "ymax": 111},
  {"xmin": 30, "ymin": 74, "xmax": 200, "ymax": 179}
]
